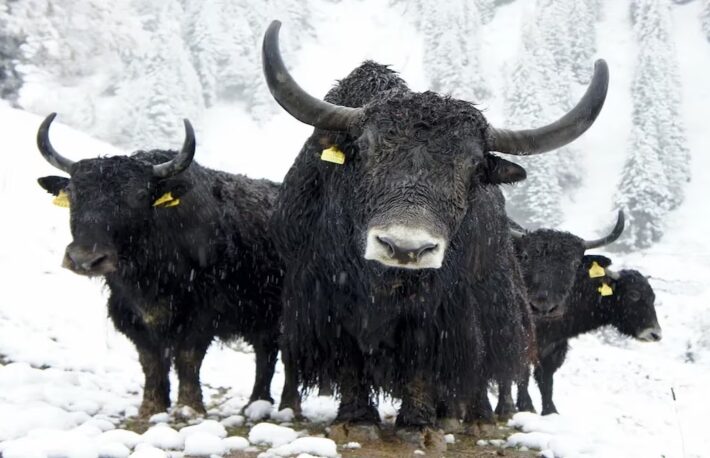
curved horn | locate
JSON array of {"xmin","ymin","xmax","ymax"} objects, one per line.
[
  {"xmin": 488, "ymin": 59, "xmax": 609, "ymax": 155},
  {"xmin": 262, "ymin": 20, "xmax": 363, "ymax": 131},
  {"xmin": 153, "ymin": 119, "xmax": 196, "ymax": 178},
  {"xmin": 37, "ymin": 113, "xmax": 75, "ymax": 173},
  {"xmin": 584, "ymin": 210, "xmax": 625, "ymax": 249}
]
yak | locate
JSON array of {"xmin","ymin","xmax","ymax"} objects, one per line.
[
  {"xmin": 516, "ymin": 254, "xmax": 662, "ymax": 415},
  {"xmin": 35, "ymin": 114, "xmax": 299, "ymax": 417},
  {"xmin": 261, "ymin": 20, "xmax": 609, "ymax": 437},
  {"xmin": 510, "ymin": 210, "xmax": 626, "ymax": 316},
  {"xmin": 481, "ymin": 212, "xmax": 626, "ymax": 419}
]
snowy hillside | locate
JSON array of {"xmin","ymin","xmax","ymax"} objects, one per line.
[{"xmin": 1, "ymin": 0, "xmax": 709, "ymax": 457}]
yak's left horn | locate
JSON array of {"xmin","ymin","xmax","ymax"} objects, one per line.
[
  {"xmin": 583, "ymin": 210, "xmax": 625, "ymax": 249},
  {"xmin": 262, "ymin": 20, "xmax": 364, "ymax": 132},
  {"xmin": 488, "ymin": 59, "xmax": 609, "ymax": 155},
  {"xmin": 37, "ymin": 113, "xmax": 76, "ymax": 173},
  {"xmin": 152, "ymin": 119, "xmax": 196, "ymax": 178}
]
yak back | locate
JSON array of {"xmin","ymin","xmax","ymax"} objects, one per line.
[{"xmin": 107, "ymin": 149, "xmax": 282, "ymax": 340}]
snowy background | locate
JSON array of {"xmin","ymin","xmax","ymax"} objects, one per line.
[{"xmin": 1, "ymin": 0, "xmax": 709, "ymax": 456}]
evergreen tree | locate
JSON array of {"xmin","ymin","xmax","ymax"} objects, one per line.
[
  {"xmin": 475, "ymin": 0, "xmax": 497, "ymax": 24},
  {"xmin": 111, "ymin": 0, "xmax": 203, "ymax": 150},
  {"xmin": 419, "ymin": 1, "xmax": 490, "ymax": 103},
  {"xmin": 614, "ymin": 0, "xmax": 689, "ymax": 249},
  {"xmin": 503, "ymin": 18, "xmax": 565, "ymax": 228},
  {"xmin": 0, "ymin": 0, "xmax": 22, "ymax": 104},
  {"xmin": 703, "ymin": 0, "xmax": 710, "ymax": 42}
]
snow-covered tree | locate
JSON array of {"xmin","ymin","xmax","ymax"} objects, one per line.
[
  {"xmin": 0, "ymin": 0, "xmax": 22, "ymax": 104},
  {"xmin": 614, "ymin": 0, "xmax": 690, "ymax": 249},
  {"xmin": 416, "ymin": 1, "xmax": 490, "ymax": 102},
  {"xmin": 475, "ymin": 0, "xmax": 497, "ymax": 24},
  {"xmin": 111, "ymin": 0, "xmax": 203, "ymax": 150},
  {"xmin": 702, "ymin": 0, "xmax": 710, "ymax": 42},
  {"xmin": 503, "ymin": 18, "xmax": 565, "ymax": 228}
]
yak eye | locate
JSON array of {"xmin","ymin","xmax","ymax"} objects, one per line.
[{"xmin": 628, "ymin": 290, "xmax": 641, "ymax": 302}]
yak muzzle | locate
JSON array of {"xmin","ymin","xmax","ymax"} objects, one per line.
[
  {"xmin": 63, "ymin": 244, "xmax": 118, "ymax": 276},
  {"xmin": 636, "ymin": 325, "xmax": 663, "ymax": 342},
  {"xmin": 364, "ymin": 225, "xmax": 446, "ymax": 269}
]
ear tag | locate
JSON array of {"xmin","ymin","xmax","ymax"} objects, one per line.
[
  {"xmin": 153, "ymin": 192, "xmax": 180, "ymax": 208},
  {"xmin": 588, "ymin": 261, "xmax": 606, "ymax": 278},
  {"xmin": 320, "ymin": 146, "xmax": 346, "ymax": 165},
  {"xmin": 598, "ymin": 282, "xmax": 613, "ymax": 297},
  {"xmin": 52, "ymin": 190, "xmax": 70, "ymax": 208}
]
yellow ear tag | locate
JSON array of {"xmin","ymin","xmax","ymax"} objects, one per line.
[
  {"xmin": 153, "ymin": 192, "xmax": 180, "ymax": 208},
  {"xmin": 588, "ymin": 261, "xmax": 606, "ymax": 278},
  {"xmin": 598, "ymin": 282, "xmax": 613, "ymax": 296},
  {"xmin": 320, "ymin": 146, "xmax": 346, "ymax": 165},
  {"xmin": 52, "ymin": 190, "xmax": 70, "ymax": 208}
]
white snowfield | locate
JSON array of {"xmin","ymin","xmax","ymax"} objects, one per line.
[{"xmin": 1, "ymin": 1, "xmax": 710, "ymax": 457}]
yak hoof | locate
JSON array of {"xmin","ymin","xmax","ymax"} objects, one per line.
[
  {"xmin": 138, "ymin": 400, "xmax": 169, "ymax": 419},
  {"xmin": 328, "ymin": 423, "xmax": 381, "ymax": 444},
  {"xmin": 436, "ymin": 417, "xmax": 464, "ymax": 434},
  {"xmin": 395, "ymin": 427, "xmax": 447, "ymax": 454},
  {"xmin": 494, "ymin": 402, "xmax": 517, "ymax": 421},
  {"xmin": 173, "ymin": 404, "xmax": 206, "ymax": 420}
]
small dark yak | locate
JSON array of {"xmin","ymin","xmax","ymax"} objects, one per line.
[
  {"xmin": 35, "ymin": 114, "xmax": 298, "ymax": 417},
  {"xmin": 262, "ymin": 19, "xmax": 609, "ymax": 440},
  {"xmin": 511, "ymin": 238, "xmax": 662, "ymax": 415}
]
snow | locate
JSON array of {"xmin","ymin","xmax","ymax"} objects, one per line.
[
  {"xmin": 219, "ymin": 414, "xmax": 245, "ymax": 428},
  {"xmin": 267, "ymin": 437, "xmax": 338, "ymax": 457},
  {"xmin": 183, "ymin": 432, "xmax": 224, "ymax": 455},
  {"xmin": 141, "ymin": 424, "xmax": 183, "ymax": 450},
  {"xmin": 1, "ymin": 0, "xmax": 709, "ymax": 457},
  {"xmin": 248, "ymin": 423, "xmax": 299, "ymax": 447},
  {"xmin": 222, "ymin": 436, "xmax": 249, "ymax": 451},
  {"xmin": 244, "ymin": 400, "xmax": 274, "ymax": 422}
]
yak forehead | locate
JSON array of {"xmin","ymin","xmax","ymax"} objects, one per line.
[
  {"xmin": 619, "ymin": 270, "xmax": 655, "ymax": 299},
  {"xmin": 362, "ymin": 91, "xmax": 489, "ymax": 155},
  {"xmin": 517, "ymin": 230, "xmax": 586, "ymax": 264},
  {"xmin": 70, "ymin": 156, "xmax": 153, "ymax": 197}
]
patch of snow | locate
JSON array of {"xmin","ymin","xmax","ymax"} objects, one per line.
[
  {"xmin": 183, "ymin": 432, "xmax": 225, "ymax": 456},
  {"xmin": 271, "ymin": 407, "xmax": 295, "ymax": 423},
  {"xmin": 178, "ymin": 420, "xmax": 227, "ymax": 440},
  {"xmin": 444, "ymin": 433, "xmax": 455, "ymax": 444},
  {"xmin": 222, "ymin": 436, "xmax": 249, "ymax": 451},
  {"xmin": 220, "ymin": 415, "xmax": 245, "ymax": 428},
  {"xmin": 98, "ymin": 429, "xmax": 143, "ymax": 448},
  {"xmin": 129, "ymin": 444, "xmax": 168, "ymax": 458},
  {"xmin": 343, "ymin": 441, "xmax": 361, "ymax": 449},
  {"xmin": 248, "ymin": 423, "xmax": 298, "ymax": 447},
  {"xmin": 141, "ymin": 424, "xmax": 182, "ymax": 450},
  {"xmin": 267, "ymin": 437, "xmax": 338, "ymax": 457},
  {"xmin": 149, "ymin": 413, "xmax": 170, "ymax": 424},
  {"xmin": 244, "ymin": 400, "xmax": 273, "ymax": 422},
  {"xmin": 97, "ymin": 442, "xmax": 131, "ymax": 458}
]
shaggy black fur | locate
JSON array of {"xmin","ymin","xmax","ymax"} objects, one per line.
[
  {"xmin": 515, "ymin": 255, "xmax": 661, "ymax": 415},
  {"xmin": 38, "ymin": 151, "xmax": 299, "ymax": 417},
  {"xmin": 271, "ymin": 61, "xmax": 532, "ymax": 428}
]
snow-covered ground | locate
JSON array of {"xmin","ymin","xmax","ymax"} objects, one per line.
[{"xmin": 1, "ymin": 0, "xmax": 709, "ymax": 457}]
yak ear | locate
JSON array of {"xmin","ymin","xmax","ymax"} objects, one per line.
[
  {"xmin": 482, "ymin": 155, "xmax": 527, "ymax": 184},
  {"xmin": 37, "ymin": 176, "xmax": 70, "ymax": 196},
  {"xmin": 582, "ymin": 254, "xmax": 613, "ymax": 269},
  {"xmin": 156, "ymin": 177, "xmax": 193, "ymax": 199}
]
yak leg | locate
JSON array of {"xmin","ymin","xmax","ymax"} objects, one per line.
[
  {"xmin": 535, "ymin": 341, "xmax": 568, "ymax": 415},
  {"xmin": 464, "ymin": 384, "xmax": 495, "ymax": 424},
  {"xmin": 334, "ymin": 359, "xmax": 378, "ymax": 424},
  {"xmin": 397, "ymin": 375, "xmax": 437, "ymax": 427},
  {"xmin": 136, "ymin": 344, "xmax": 171, "ymax": 417},
  {"xmin": 516, "ymin": 368, "xmax": 536, "ymax": 413},
  {"xmin": 278, "ymin": 346, "xmax": 302, "ymax": 415},
  {"xmin": 494, "ymin": 377, "xmax": 517, "ymax": 420},
  {"xmin": 248, "ymin": 335, "xmax": 278, "ymax": 404},
  {"xmin": 175, "ymin": 338, "xmax": 211, "ymax": 414}
]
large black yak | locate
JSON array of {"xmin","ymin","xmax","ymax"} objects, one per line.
[
  {"xmin": 35, "ymin": 114, "xmax": 298, "ymax": 417},
  {"xmin": 262, "ymin": 20, "xmax": 608, "ymax": 438}
]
